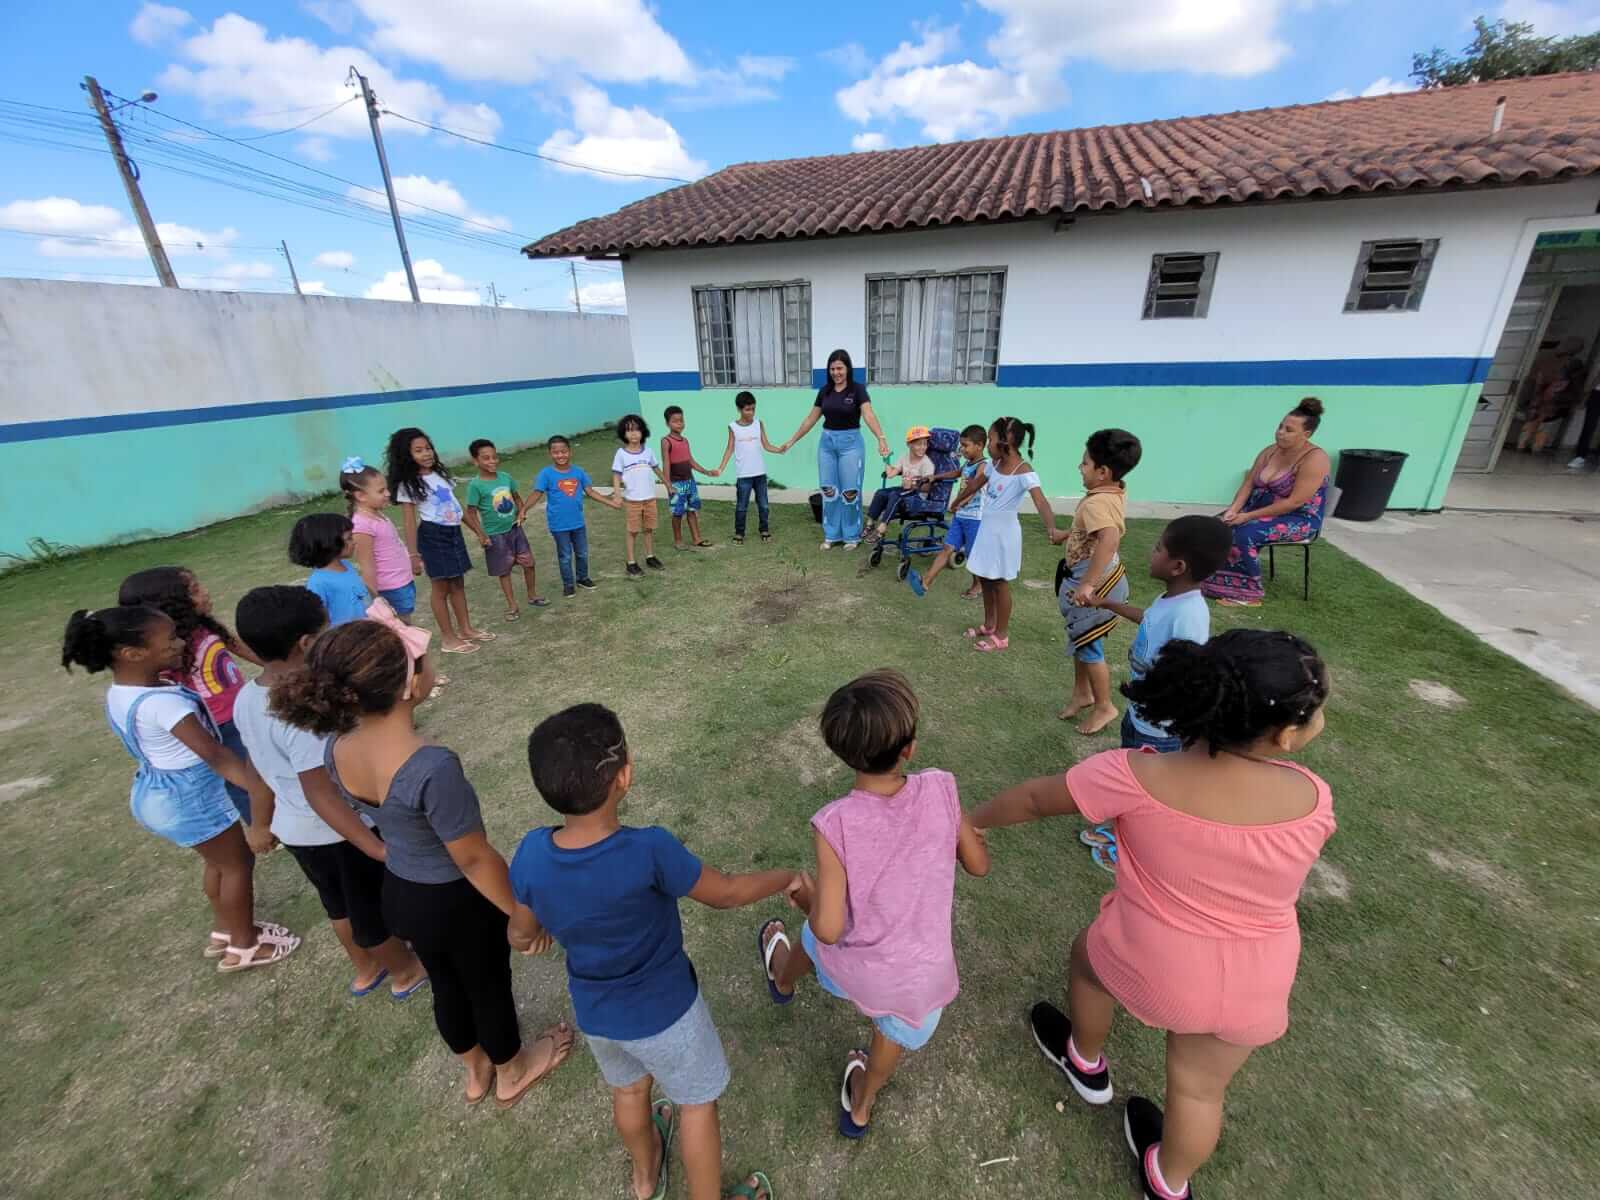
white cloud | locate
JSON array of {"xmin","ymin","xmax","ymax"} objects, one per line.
[
  {"xmin": 851, "ymin": 131, "xmax": 890, "ymax": 151},
  {"xmin": 130, "ymin": 2, "xmax": 192, "ymax": 47},
  {"xmin": 297, "ymin": 136, "xmax": 335, "ymax": 162},
  {"xmin": 214, "ymin": 260, "xmax": 277, "ymax": 280},
  {"xmin": 540, "ymin": 84, "xmax": 708, "ymax": 182},
  {"xmin": 157, "ymin": 13, "xmax": 502, "ymax": 142},
  {"xmin": 1325, "ymin": 76, "xmax": 1418, "ymax": 102},
  {"xmin": 980, "ymin": 0, "xmax": 1292, "ymax": 79},
  {"xmin": 671, "ymin": 54, "xmax": 799, "ymax": 109},
  {"xmin": 0, "ymin": 197, "xmax": 238, "ymax": 259},
  {"xmin": 299, "ymin": 279, "xmax": 336, "ymax": 295},
  {"xmin": 837, "ymin": 24, "xmax": 1060, "ymax": 142},
  {"xmin": 576, "ymin": 279, "xmax": 627, "ymax": 311},
  {"xmin": 351, "ymin": 0, "xmax": 692, "ymax": 85},
  {"xmin": 823, "ymin": 43, "xmax": 873, "ymax": 75},
  {"xmin": 313, "ymin": 249, "xmax": 355, "ymax": 269},
  {"xmin": 1497, "ymin": 0, "xmax": 1600, "ymax": 36},
  {"xmin": 364, "ymin": 257, "xmax": 480, "ymax": 304},
  {"xmin": 736, "ymin": 55, "xmax": 796, "ymax": 81},
  {"xmin": 301, "ymin": 0, "xmax": 359, "ymax": 34},
  {"xmin": 344, "ymin": 175, "xmax": 512, "ymax": 231}
]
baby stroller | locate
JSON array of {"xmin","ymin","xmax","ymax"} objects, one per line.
[{"xmin": 866, "ymin": 427, "xmax": 963, "ymax": 580}]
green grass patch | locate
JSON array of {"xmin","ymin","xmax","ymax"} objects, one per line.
[{"xmin": 0, "ymin": 434, "xmax": 1596, "ymax": 1199}]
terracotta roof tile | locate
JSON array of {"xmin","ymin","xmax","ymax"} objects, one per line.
[{"xmin": 523, "ymin": 73, "xmax": 1600, "ymax": 259}]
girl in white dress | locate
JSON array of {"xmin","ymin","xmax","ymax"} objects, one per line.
[{"xmin": 914, "ymin": 417, "xmax": 1061, "ymax": 652}]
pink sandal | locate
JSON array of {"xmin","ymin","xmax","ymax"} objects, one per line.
[
  {"xmin": 963, "ymin": 625, "xmax": 995, "ymax": 640},
  {"xmin": 217, "ymin": 927, "xmax": 302, "ymax": 973},
  {"xmin": 205, "ymin": 920, "xmax": 288, "ymax": 958},
  {"xmin": 974, "ymin": 634, "xmax": 1010, "ymax": 652}
]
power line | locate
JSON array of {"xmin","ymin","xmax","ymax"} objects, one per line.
[
  {"xmin": 0, "ymin": 225, "xmax": 284, "ymax": 252},
  {"xmin": 378, "ymin": 108, "xmax": 693, "ymax": 184},
  {"xmin": 156, "ymin": 95, "xmax": 359, "ymax": 142}
]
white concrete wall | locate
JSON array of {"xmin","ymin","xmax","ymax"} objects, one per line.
[
  {"xmin": 0, "ymin": 281, "xmax": 633, "ymax": 424},
  {"xmin": 621, "ymin": 180, "xmax": 1600, "ymax": 372}
]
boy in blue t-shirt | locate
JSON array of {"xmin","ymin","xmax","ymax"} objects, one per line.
[
  {"xmin": 509, "ymin": 704, "xmax": 792, "ymax": 1200},
  {"xmin": 522, "ymin": 434, "xmax": 623, "ymax": 598},
  {"xmin": 1080, "ymin": 515, "xmax": 1232, "ymax": 867}
]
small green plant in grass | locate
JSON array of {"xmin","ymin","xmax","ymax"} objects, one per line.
[{"xmin": 0, "ymin": 536, "xmax": 81, "ymax": 573}]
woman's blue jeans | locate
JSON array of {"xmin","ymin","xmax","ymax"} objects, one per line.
[{"xmin": 817, "ymin": 429, "xmax": 864, "ymax": 543}]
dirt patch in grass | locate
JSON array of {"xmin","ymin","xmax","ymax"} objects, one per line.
[
  {"xmin": 746, "ymin": 582, "xmax": 809, "ymax": 626},
  {"xmin": 0, "ymin": 715, "xmax": 33, "ymax": 734},
  {"xmin": 1409, "ymin": 680, "xmax": 1467, "ymax": 709},
  {"xmin": 1425, "ymin": 848, "xmax": 1534, "ymax": 911},
  {"xmin": 1371, "ymin": 1014, "xmax": 1475, "ymax": 1107},
  {"xmin": 771, "ymin": 712, "xmax": 846, "ymax": 789},
  {"xmin": 1303, "ymin": 859, "xmax": 1351, "ymax": 902},
  {"xmin": 0, "ymin": 775, "xmax": 50, "ymax": 803}
]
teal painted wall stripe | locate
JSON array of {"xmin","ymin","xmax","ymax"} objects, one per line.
[{"xmin": 0, "ymin": 371, "xmax": 637, "ymax": 444}]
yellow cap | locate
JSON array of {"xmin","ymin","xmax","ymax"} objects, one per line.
[{"xmin": 905, "ymin": 425, "xmax": 932, "ymax": 444}]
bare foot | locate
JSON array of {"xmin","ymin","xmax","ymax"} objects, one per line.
[
  {"xmin": 761, "ymin": 920, "xmax": 794, "ymax": 997},
  {"xmin": 1058, "ymin": 693, "xmax": 1094, "ymax": 720},
  {"xmin": 847, "ymin": 1049, "xmax": 873, "ymax": 1128},
  {"xmin": 725, "ymin": 1177, "xmax": 772, "ymax": 1200},
  {"xmin": 389, "ymin": 964, "xmax": 427, "ymax": 996},
  {"xmin": 350, "ymin": 965, "xmax": 386, "ymax": 992},
  {"xmin": 441, "ymin": 638, "xmax": 474, "ymax": 653},
  {"xmin": 495, "ymin": 1022, "xmax": 574, "ymax": 1106},
  {"xmin": 631, "ymin": 1100, "xmax": 672, "ymax": 1200},
  {"xmin": 464, "ymin": 1058, "xmax": 494, "ymax": 1105},
  {"xmin": 1077, "ymin": 703, "xmax": 1120, "ymax": 736}
]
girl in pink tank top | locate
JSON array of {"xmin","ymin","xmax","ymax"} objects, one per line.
[
  {"xmin": 975, "ymin": 630, "xmax": 1334, "ymax": 1200},
  {"xmin": 755, "ymin": 670, "xmax": 991, "ymax": 1139}
]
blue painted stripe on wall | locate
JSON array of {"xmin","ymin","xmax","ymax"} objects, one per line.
[
  {"xmin": 998, "ymin": 358, "xmax": 1489, "ymax": 388},
  {"xmin": 0, "ymin": 371, "xmax": 637, "ymax": 444},
  {"xmin": 637, "ymin": 370, "xmax": 701, "ymax": 392}
]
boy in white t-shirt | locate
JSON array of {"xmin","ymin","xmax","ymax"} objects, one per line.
[
  {"xmin": 233, "ymin": 585, "xmax": 428, "ymax": 998},
  {"xmin": 611, "ymin": 413, "xmax": 668, "ymax": 578},
  {"xmin": 715, "ymin": 391, "xmax": 787, "ymax": 544}
]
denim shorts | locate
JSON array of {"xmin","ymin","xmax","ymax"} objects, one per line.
[
  {"xmin": 379, "ymin": 582, "xmax": 416, "ymax": 615},
  {"xmin": 670, "ymin": 479, "xmax": 701, "ymax": 516},
  {"xmin": 800, "ymin": 922, "xmax": 942, "ymax": 1051},
  {"xmin": 585, "ymin": 990, "xmax": 730, "ymax": 1105},
  {"xmin": 130, "ymin": 760, "xmax": 239, "ymax": 848},
  {"xmin": 416, "ymin": 521, "xmax": 472, "ymax": 579},
  {"xmin": 1121, "ymin": 709, "xmax": 1183, "ymax": 753},
  {"xmin": 1075, "ymin": 637, "xmax": 1106, "ymax": 665},
  {"xmin": 943, "ymin": 516, "xmax": 981, "ymax": 556}
]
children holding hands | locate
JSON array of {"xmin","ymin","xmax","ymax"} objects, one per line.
[
  {"xmin": 612, "ymin": 414, "xmax": 669, "ymax": 577},
  {"xmin": 661, "ymin": 405, "xmax": 720, "ymax": 551},
  {"xmin": 464, "ymin": 438, "xmax": 547, "ymax": 619},
  {"xmin": 524, "ymin": 434, "xmax": 623, "ymax": 597},
  {"xmin": 716, "ymin": 391, "xmax": 785, "ymax": 543}
]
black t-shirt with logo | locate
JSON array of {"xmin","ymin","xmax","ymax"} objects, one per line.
[{"xmin": 814, "ymin": 382, "xmax": 871, "ymax": 430}]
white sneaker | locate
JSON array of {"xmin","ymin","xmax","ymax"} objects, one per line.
[
  {"xmin": 1568, "ymin": 456, "xmax": 1589, "ymax": 470},
  {"xmin": 820, "ymin": 540, "xmax": 834, "ymax": 550},
  {"xmin": 843, "ymin": 540, "xmax": 859, "ymax": 551}
]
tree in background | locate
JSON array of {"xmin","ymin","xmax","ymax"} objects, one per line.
[{"xmin": 1412, "ymin": 17, "xmax": 1600, "ymax": 88}]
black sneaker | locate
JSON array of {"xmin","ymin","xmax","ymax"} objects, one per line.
[
  {"xmin": 644, "ymin": 556, "xmax": 665, "ymax": 571},
  {"xmin": 576, "ymin": 577, "xmax": 597, "ymax": 590},
  {"xmin": 562, "ymin": 585, "xmax": 576, "ymax": 598},
  {"xmin": 1125, "ymin": 1096, "xmax": 1192, "ymax": 1199},
  {"xmin": 1029, "ymin": 1000, "xmax": 1112, "ymax": 1105},
  {"xmin": 626, "ymin": 562, "xmax": 644, "ymax": 578}
]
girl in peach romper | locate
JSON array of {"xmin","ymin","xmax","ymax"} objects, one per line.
[{"xmin": 975, "ymin": 629, "xmax": 1333, "ymax": 1200}]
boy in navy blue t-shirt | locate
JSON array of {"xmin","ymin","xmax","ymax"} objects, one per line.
[
  {"xmin": 522, "ymin": 434, "xmax": 623, "ymax": 598},
  {"xmin": 509, "ymin": 704, "xmax": 795, "ymax": 1200}
]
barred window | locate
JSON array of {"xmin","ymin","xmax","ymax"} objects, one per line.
[
  {"xmin": 692, "ymin": 282, "xmax": 812, "ymax": 386},
  {"xmin": 866, "ymin": 269, "xmax": 1005, "ymax": 384},
  {"xmin": 1344, "ymin": 239, "xmax": 1439, "ymax": 313},
  {"xmin": 1142, "ymin": 252, "xmax": 1218, "ymax": 319}
]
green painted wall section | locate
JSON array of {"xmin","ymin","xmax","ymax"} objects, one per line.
[
  {"xmin": 2, "ymin": 378, "xmax": 640, "ymax": 558},
  {"xmin": 659, "ymin": 383, "xmax": 1477, "ymax": 511}
]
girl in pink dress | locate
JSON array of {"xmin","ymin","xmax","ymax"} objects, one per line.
[{"xmin": 975, "ymin": 630, "xmax": 1334, "ymax": 1200}]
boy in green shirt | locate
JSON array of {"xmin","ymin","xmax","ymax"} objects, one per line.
[{"xmin": 464, "ymin": 438, "xmax": 548, "ymax": 619}]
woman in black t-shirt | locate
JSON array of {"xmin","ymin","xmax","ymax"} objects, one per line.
[{"xmin": 780, "ymin": 348, "xmax": 891, "ymax": 549}]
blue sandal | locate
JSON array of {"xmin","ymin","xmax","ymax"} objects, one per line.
[
  {"xmin": 757, "ymin": 919, "xmax": 794, "ymax": 1005},
  {"xmin": 838, "ymin": 1052, "xmax": 869, "ymax": 1139},
  {"xmin": 349, "ymin": 968, "xmax": 389, "ymax": 997}
]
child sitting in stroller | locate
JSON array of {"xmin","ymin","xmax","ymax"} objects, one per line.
[{"xmin": 864, "ymin": 427, "xmax": 954, "ymax": 544}]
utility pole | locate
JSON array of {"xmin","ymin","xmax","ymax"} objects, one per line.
[
  {"xmin": 83, "ymin": 75, "xmax": 177, "ymax": 288},
  {"xmin": 280, "ymin": 240, "xmax": 303, "ymax": 296},
  {"xmin": 486, "ymin": 281, "xmax": 501, "ymax": 308},
  {"xmin": 569, "ymin": 262, "xmax": 583, "ymax": 315},
  {"xmin": 349, "ymin": 66, "xmax": 419, "ymax": 303}
]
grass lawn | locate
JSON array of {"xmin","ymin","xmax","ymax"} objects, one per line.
[{"xmin": 1, "ymin": 431, "xmax": 1596, "ymax": 1200}]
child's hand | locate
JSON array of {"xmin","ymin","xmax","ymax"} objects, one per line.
[
  {"xmin": 1073, "ymin": 586, "xmax": 1098, "ymax": 607},
  {"xmin": 517, "ymin": 930, "xmax": 555, "ymax": 956},
  {"xmin": 410, "ymin": 551, "xmax": 424, "ymax": 576},
  {"xmin": 785, "ymin": 871, "xmax": 814, "ymax": 913},
  {"xmin": 244, "ymin": 822, "xmax": 276, "ymax": 856},
  {"xmin": 478, "ymin": 534, "xmax": 491, "ymax": 547}
]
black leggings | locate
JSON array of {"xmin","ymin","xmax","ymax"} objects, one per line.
[
  {"xmin": 868, "ymin": 487, "xmax": 904, "ymax": 523},
  {"xmin": 382, "ymin": 873, "xmax": 521, "ymax": 1064}
]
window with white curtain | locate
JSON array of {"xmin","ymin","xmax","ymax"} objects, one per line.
[
  {"xmin": 865, "ymin": 269, "xmax": 1005, "ymax": 384},
  {"xmin": 692, "ymin": 281, "xmax": 812, "ymax": 386}
]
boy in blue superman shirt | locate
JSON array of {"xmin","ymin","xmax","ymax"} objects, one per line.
[{"xmin": 522, "ymin": 435, "xmax": 623, "ymax": 598}]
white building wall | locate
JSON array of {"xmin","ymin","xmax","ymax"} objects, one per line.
[{"xmin": 622, "ymin": 180, "xmax": 1600, "ymax": 373}]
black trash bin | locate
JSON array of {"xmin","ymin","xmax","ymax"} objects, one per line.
[
  {"xmin": 1333, "ymin": 449, "xmax": 1408, "ymax": 521},
  {"xmin": 809, "ymin": 491, "xmax": 824, "ymax": 524}
]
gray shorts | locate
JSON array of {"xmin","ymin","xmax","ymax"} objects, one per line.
[{"xmin": 585, "ymin": 990, "xmax": 730, "ymax": 1105}]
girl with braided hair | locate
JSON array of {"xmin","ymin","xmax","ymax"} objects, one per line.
[{"xmin": 974, "ymin": 629, "xmax": 1335, "ymax": 1200}]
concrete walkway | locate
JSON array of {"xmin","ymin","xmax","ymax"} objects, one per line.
[{"xmin": 1324, "ymin": 510, "xmax": 1600, "ymax": 708}]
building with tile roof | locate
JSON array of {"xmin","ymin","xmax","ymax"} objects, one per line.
[{"xmin": 527, "ymin": 74, "xmax": 1600, "ymax": 512}]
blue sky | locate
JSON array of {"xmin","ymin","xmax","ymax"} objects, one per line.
[{"xmin": 2, "ymin": 0, "xmax": 1598, "ymax": 313}]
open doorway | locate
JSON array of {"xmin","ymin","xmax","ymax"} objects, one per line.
[{"xmin": 1451, "ymin": 240, "xmax": 1600, "ymax": 511}]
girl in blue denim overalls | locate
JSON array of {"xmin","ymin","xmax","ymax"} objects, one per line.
[{"xmin": 62, "ymin": 605, "xmax": 299, "ymax": 973}]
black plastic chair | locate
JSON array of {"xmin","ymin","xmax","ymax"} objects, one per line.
[{"xmin": 1265, "ymin": 484, "xmax": 1341, "ymax": 601}]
